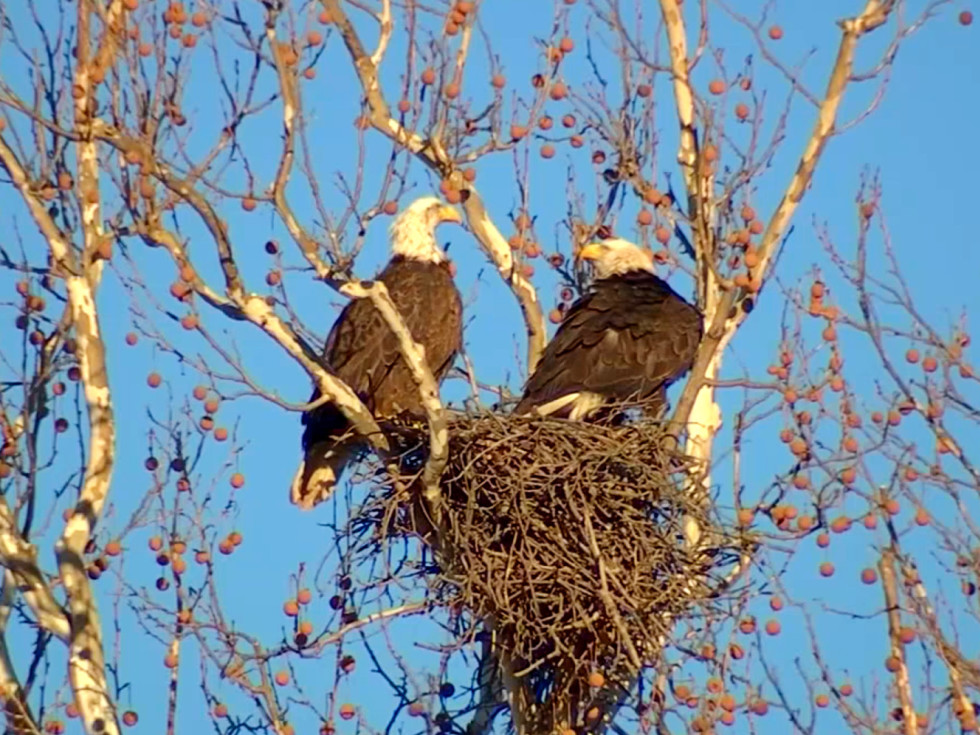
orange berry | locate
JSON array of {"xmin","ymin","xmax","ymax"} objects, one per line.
[
  {"xmin": 885, "ymin": 655, "xmax": 901, "ymax": 672},
  {"xmin": 814, "ymin": 694, "xmax": 829, "ymax": 708},
  {"xmin": 768, "ymin": 25, "xmax": 784, "ymax": 40},
  {"xmin": 122, "ymin": 710, "xmax": 139, "ymax": 726},
  {"xmin": 274, "ymin": 670, "xmax": 290, "ymax": 686},
  {"xmin": 708, "ymin": 79, "xmax": 725, "ymax": 95},
  {"xmin": 830, "ymin": 516, "xmax": 851, "ymax": 534},
  {"xmin": 540, "ymin": 144, "xmax": 555, "ymax": 159},
  {"xmin": 906, "ymin": 348, "xmax": 920, "ymax": 364},
  {"xmin": 421, "ymin": 67, "xmax": 436, "ymax": 85},
  {"xmin": 839, "ymin": 682, "xmax": 853, "ymax": 697},
  {"xmin": 898, "ymin": 626, "xmax": 916, "ymax": 644},
  {"xmin": 491, "ymin": 73, "xmax": 506, "ymax": 89},
  {"xmin": 959, "ymin": 10, "xmax": 973, "ymax": 25},
  {"xmin": 819, "ymin": 561, "xmax": 835, "ymax": 577},
  {"xmin": 339, "ymin": 703, "xmax": 356, "ymax": 720},
  {"xmin": 213, "ymin": 702, "xmax": 228, "ymax": 717},
  {"xmin": 147, "ymin": 372, "xmax": 162, "ymax": 388},
  {"xmin": 588, "ymin": 671, "xmax": 605, "ymax": 687}
]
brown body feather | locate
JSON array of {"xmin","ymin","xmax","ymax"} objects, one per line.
[
  {"xmin": 292, "ymin": 256, "xmax": 463, "ymax": 508},
  {"xmin": 515, "ymin": 271, "xmax": 702, "ymax": 418}
]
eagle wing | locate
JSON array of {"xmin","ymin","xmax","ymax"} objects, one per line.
[
  {"xmin": 515, "ymin": 273, "xmax": 702, "ymax": 414},
  {"xmin": 301, "ymin": 259, "xmax": 463, "ymax": 451}
]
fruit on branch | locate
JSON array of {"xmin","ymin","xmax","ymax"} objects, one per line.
[
  {"xmin": 736, "ymin": 507, "xmax": 754, "ymax": 526},
  {"xmin": 708, "ymin": 79, "xmax": 725, "ymax": 95},
  {"xmin": 735, "ymin": 102, "xmax": 749, "ymax": 120},
  {"xmin": 768, "ymin": 25, "xmax": 784, "ymax": 40},
  {"xmin": 421, "ymin": 67, "xmax": 436, "ymax": 85}
]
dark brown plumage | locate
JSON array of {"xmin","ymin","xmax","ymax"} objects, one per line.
[
  {"xmin": 291, "ymin": 198, "xmax": 463, "ymax": 509},
  {"xmin": 515, "ymin": 239, "xmax": 702, "ymax": 419}
]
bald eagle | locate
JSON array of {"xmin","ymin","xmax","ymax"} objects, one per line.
[
  {"xmin": 514, "ymin": 238, "xmax": 702, "ymax": 420},
  {"xmin": 291, "ymin": 197, "xmax": 464, "ymax": 509}
]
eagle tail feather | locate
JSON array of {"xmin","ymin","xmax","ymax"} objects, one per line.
[
  {"xmin": 290, "ymin": 440, "xmax": 355, "ymax": 510},
  {"xmin": 515, "ymin": 391, "xmax": 606, "ymax": 420}
]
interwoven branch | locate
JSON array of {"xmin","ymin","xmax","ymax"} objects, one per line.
[{"xmin": 347, "ymin": 412, "xmax": 742, "ymax": 735}]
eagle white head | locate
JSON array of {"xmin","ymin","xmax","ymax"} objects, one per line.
[
  {"xmin": 389, "ymin": 196, "xmax": 464, "ymax": 264},
  {"xmin": 577, "ymin": 237, "xmax": 655, "ymax": 279}
]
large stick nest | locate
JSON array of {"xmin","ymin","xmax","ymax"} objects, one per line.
[{"xmin": 348, "ymin": 410, "xmax": 739, "ymax": 729}]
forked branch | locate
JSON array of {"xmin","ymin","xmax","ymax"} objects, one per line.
[{"xmin": 321, "ymin": 0, "xmax": 547, "ymax": 373}]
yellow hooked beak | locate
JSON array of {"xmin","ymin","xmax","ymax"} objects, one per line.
[
  {"xmin": 437, "ymin": 205, "xmax": 464, "ymax": 225},
  {"xmin": 576, "ymin": 242, "xmax": 606, "ymax": 262}
]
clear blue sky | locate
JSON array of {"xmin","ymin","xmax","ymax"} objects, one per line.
[{"xmin": 2, "ymin": 0, "xmax": 978, "ymax": 732}]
